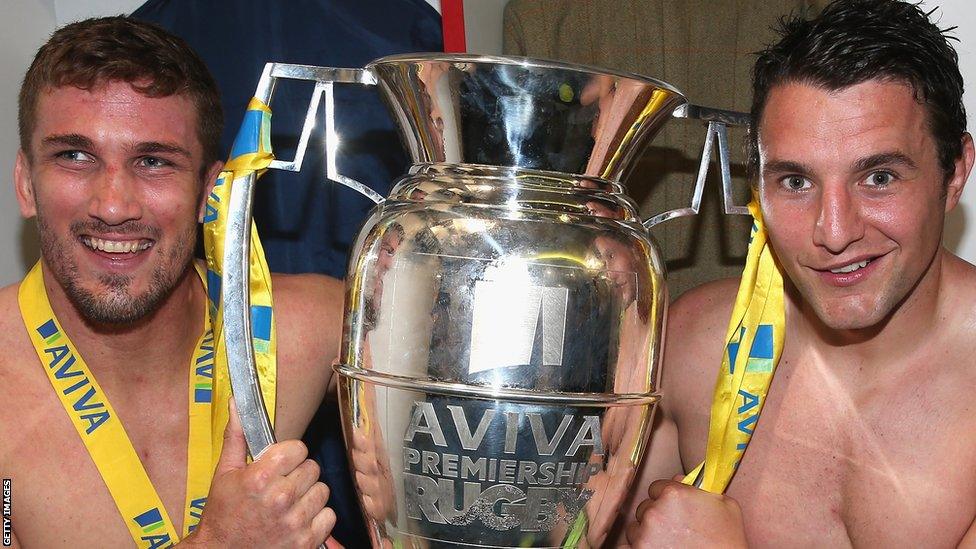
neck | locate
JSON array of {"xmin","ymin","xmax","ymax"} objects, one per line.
[
  {"xmin": 789, "ymin": 247, "xmax": 949, "ymax": 369},
  {"xmin": 40, "ymin": 261, "xmax": 206, "ymax": 383}
]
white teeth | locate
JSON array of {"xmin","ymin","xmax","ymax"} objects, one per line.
[
  {"xmin": 83, "ymin": 237, "xmax": 151, "ymax": 254},
  {"xmin": 830, "ymin": 260, "xmax": 869, "ymax": 274}
]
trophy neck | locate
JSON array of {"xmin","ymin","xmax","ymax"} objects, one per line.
[
  {"xmin": 369, "ymin": 55, "xmax": 687, "ymax": 182},
  {"xmin": 389, "ymin": 162, "xmax": 642, "ymax": 224}
]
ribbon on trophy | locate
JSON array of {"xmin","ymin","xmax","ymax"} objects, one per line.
[
  {"xmin": 203, "ymin": 97, "xmax": 279, "ymax": 467},
  {"xmin": 683, "ymin": 197, "xmax": 785, "ymax": 493}
]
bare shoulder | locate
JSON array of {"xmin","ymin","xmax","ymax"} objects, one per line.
[
  {"xmin": 0, "ymin": 281, "xmax": 27, "ymax": 344},
  {"xmin": 0, "ymin": 279, "xmax": 46, "ymax": 464},
  {"xmin": 945, "ymin": 252, "xmax": 976, "ymax": 292},
  {"xmin": 0, "ymin": 279, "xmax": 36, "ymax": 382},
  {"xmin": 943, "ymin": 254, "xmax": 976, "ymax": 335},
  {"xmin": 667, "ymin": 278, "xmax": 740, "ymax": 340},
  {"xmin": 662, "ymin": 278, "xmax": 740, "ymax": 422},
  {"xmin": 271, "ymin": 272, "xmax": 344, "ymax": 342},
  {"xmin": 269, "ymin": 272, "xmax": 345, "ymax": 439}
]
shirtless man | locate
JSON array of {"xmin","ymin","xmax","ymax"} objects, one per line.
[
  {"xmin": 0, "ymin": 17, "xmax": 344, "ymax": 547},
  {"xmin": 625, "ymin": 0, "xmax": 976, "ymax": 546}
]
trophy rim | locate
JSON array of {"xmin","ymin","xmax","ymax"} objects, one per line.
[
  {"xmin": 367, "ymin": 52, "xmax": 688, "ymax": 100},
  {"xmin": 334, "ymin": 363, "xmax": 660, "ymax": 406}
]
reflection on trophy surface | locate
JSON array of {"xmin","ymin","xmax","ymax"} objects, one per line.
[{"xmin": 224, "ymin": 53, "xmax": 747, "ymax": 548}]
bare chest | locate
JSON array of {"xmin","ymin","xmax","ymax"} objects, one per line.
[
  {"xmin": 678, "ymin": 353, "xmax": 976, "ymax": 547},
  {"xmin": 1, "ymin": 355, "xmax": 192, "ymax": 547}
]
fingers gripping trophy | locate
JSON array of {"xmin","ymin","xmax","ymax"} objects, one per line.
[{"xmin": 218, "ymin": 55, "xmax": 750, "ymax": 548}]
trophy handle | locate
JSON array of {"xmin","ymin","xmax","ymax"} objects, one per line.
[
  {"xmin": 222, "ymin": 170, "xmax": 275, "ymax": 455},
  {"xmin": 261, "ymin": 63, "xmax": 385, "ymax": 203},
  {"xmin": 223, "ymin": 62, "xmax": 382, "ymax": 459},
  {"xmin": 642, "ymin": 103, "xmax": 751, "ymax": 229}
]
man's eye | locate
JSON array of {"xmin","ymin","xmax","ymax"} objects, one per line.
[
  {"xmin": 780, "ymin": 175, "xmax": 811, "ymax": 192},
  {"xmin": 865, "ymin": 171, "xmax": 894, "ymax": 187},
  {"xmin": 57, "ymin": 150, "xmax": 94, "ymax": 163},
  {"xmin": 138, "ymin": 156, "xmax": 172, "ymax": 169}
]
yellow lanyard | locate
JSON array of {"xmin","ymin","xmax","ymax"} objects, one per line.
[
  {"xmin": 684, "ymin": 198, "xmax": 785, "ymax": 493},
  {"xmin": 18, "ymin": 261, "xmax": 213, "ymax": 547}
]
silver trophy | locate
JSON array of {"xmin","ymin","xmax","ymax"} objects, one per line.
[{"xmin": 220, "ymin": 54, "xmax": 749, "ymax": 548}]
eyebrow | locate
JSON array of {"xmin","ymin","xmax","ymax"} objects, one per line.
[
  {"xmin": 134, "ymin": 141, "xmax": 192, "ymax": 159},
  {"xmin": 851, "ymin": 151, "xmax": 917, "ymax": 173},
  {"xmin": 41, "ymin": 133, "xmax": 93, "ymax": 150},
  {"xmin": 762, "ymin": 160, "xmax": 813, "ymax": 177}
]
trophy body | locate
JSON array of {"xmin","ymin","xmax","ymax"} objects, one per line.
[
  {"xmin": 220, "ymin": 54, "xmax": 748, "ymax": 548},
  {"xmin": 340, "ymin": 166, "xmax": 664, "ymax": 547},
  {"xmin": 338, "ymin": 56, "xmax": 680, "ymax": 547}
]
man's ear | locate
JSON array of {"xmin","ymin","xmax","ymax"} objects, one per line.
[
  {"xmin": 945, "ymin": 133, "xmax": 974, "ymax": 213},
  {"xmin": 14, "ymin": 149, "xmax": 37, "ymax": 218},
  {"xmin": 198, "ymin": 160, "xmax": 224, "ymax": 223}
]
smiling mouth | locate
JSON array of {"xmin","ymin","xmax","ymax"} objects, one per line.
[
  {"xmin": 829, "ymin": 259, "xmax": 871, "ymax": 274},
  {"xmin": 81, "ymin": 236, "xmax": 153, "ymax": 254}
]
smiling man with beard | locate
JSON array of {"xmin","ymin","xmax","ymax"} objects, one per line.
[
  {"xmin": 622, "ymin": 0, "xmax": 976, "ymax": 546},
  {"xmin": 0, "ymin": 17, "xmax": 345, "ymax": 547}
]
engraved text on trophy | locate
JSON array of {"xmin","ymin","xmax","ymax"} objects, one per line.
[{"xmin": 402, "ymin": 401, "xmax": 600, "ymax": 531}]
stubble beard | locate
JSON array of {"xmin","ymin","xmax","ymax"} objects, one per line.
[{"xmin": 36, "ymin": 214, "xmax": 195, "ymax": 326}]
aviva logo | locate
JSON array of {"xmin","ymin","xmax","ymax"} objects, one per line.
[
  {"xmin": 205, "ymin": 269, "xmax": 221, "ymax": 319},
  {"xmin": 203, "ymin": 174, "xmax": 225, "ymax": 224},
  {"xmin": 724, "ymin": 323, "xmax": 775, "ymax": 469},
  {"xmin": 251, "ymin": 305, "xmax": 272, "ymax": 354},
  {"xmin": 194, "ymin": 329, "xmax": 215, "ymax": 404},
  {"xmin": 187, "ymin": 497, "xmax": 206, "ymax": 533},
  {"xmin": 37, "ymin": 319, "xmax": 111, "ymax": 435},
  {"xmin": 468, "ymin": 281, "xmax": 569, "ymax": 375},
  {"xmin": 132, "ymin": 507, "xmax": 172, "ymax": 548},
  {"xmin": 726, "ymin": 324, "xmax": 775, "ymax": 375}
]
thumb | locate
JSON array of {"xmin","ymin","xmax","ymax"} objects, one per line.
[{"xmin": 215, "ymin": 397, "xmax": 248, "ymax": 474}]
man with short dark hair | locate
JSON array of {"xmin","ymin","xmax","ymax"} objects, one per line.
[
  {"xmin": 625, "ymin": 0, "xmax": 976, "ymax": 545},
  {"xmin": 0, "ymin": 17, "xmax": 344, "ymax": 547}
]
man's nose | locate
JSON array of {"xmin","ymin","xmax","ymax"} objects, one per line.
[
  {"xmin": 88, "ymin": 167, "xmax": 142, "ymax": 224},
  {"xmin": 812, "ymin": 185, "xmax": 864, "ymax": 253}
]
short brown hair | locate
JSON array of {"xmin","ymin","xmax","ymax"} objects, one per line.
[
  {"xmin": 19, "ymin": 16, "xmax": 224, "ymax": 169},
  {"xmin": 750, "ymin": 0, "xmax": 964, "ymax": 180}
]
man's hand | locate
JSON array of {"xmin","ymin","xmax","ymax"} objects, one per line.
[
  {"xmin": 625, "ymin": 478, "xmax": 747, "ymax": 548},
  {"xmin": 183, "ymin": 402, "xmax": 336, "ymax": 548}
]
